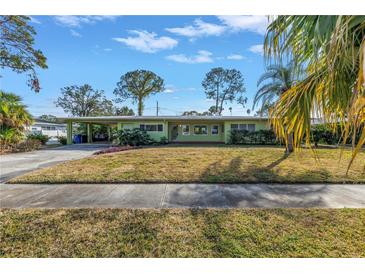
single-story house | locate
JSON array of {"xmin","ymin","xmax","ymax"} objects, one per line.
[
  {"xmin": 26, "ymin": 118, "xmax": 67, "ymax": 140},
  {"xmin": 58, "ymin": 116, "xmax": 270, "ymax": 145}
]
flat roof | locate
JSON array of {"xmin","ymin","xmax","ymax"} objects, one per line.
[{"xmin": 57, "ymin": 115, "xmax": 269, "ymax": 123}]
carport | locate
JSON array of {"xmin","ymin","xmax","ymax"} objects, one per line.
[{"xmin": 59, "ymin": 117, "xmax": 119, "ymax": 145}]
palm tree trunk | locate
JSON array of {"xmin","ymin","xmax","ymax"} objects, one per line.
[{"xmin": 286, "ymin": 133, "xmax": 294, "ymax": 154}]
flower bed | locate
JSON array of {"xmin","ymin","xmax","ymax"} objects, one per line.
[{"xmin": 93, "ymin": 146, "xmax": 141, "ymax": 155}]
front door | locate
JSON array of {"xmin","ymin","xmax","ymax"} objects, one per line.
[{"xmin": 171, "ymin": 125, "xmax": 178, "ymax": 141}]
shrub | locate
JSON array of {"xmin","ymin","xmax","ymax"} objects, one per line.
[
  {"xmin": 93, "ymin": 146, "xmax": 141, "ymax": 155},
  {"xmin": 27, "ymin": 133, "xmax": 49, "ymax": 145},
  {"xmin": 160, "ymin": 136, "xmax": 168, "ymax": 145},
  {"xmin": 14, "ymin": 139, "xmax": 42, "ymax": 152},
  {"xmin": 57, "ymin": 136, "xmax": 67, "ymax": 145},
  {"xmin": 117, "ymin": 128, "xmax": 153, "ymax": 146},
  {"xmin": 229, "ymin": 129, "xmax": 277, "ymax": 145},
  {"xmin": 310, "ymin": 124, "xmax": 340, "ymax": 147}
]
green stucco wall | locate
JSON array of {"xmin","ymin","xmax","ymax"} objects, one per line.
[
  {"xmin": 168, "ymin": 122, "xmax": 225, "ymax": 142},
  {"xmin": 116, "ymin": 120, "xmax": 270, "ymax": 144},
  {"xmin": 117, "ymin": 121, "xmax": 168, "ymax": 142},
  {"xmin": 223, "ymin": 120, "xmax": 270, "ymax": 143}
]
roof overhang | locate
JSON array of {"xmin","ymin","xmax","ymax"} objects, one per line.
[{"xmin": 56, "ymin": 116, "xmax": 269, "ymax": 124}]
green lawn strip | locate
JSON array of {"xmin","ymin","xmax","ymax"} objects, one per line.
[
  {"xmin": 10, "ymin": 147, "xmax": 365, "ymax": 183},
  {"xmin": 1, "ymin": 208, "xmax": 364, "ymax": 257}
]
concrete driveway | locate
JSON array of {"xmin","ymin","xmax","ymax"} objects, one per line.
[
  {"xmin": 0, "ymin": 144, "xmax": 111, "ymax": 183},
  {"xmin": 1, "ymin": 183, "xmax": 365, "ymax": 208}
]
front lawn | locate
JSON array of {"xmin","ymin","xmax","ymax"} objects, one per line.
[
  {"xmin": 1, "ymin": 208, "xmax": 364, "ymax": 257},
  {"xmin": 10, "ymin": 146, "xmax": 365, "ymax": 183}
]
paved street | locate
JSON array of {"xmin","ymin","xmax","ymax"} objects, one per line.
[
  {"xmin": 0, "ymin": 144, "xmax": 111, "ymax": 183},
  {"xmin": 1, "ymin": 183, "xmax": 365, "ymax": 208}
]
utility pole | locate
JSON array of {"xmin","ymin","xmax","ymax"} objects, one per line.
[{"xmin": 156, "ymin": 101, "xmax": 159, "ymax": 116}]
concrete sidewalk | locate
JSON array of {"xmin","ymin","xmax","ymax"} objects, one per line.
[{"xmin": 1, "ymin": 183, "xmax": 365, "ymax": 208}]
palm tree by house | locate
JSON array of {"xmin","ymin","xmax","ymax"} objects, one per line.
[
  {"xmin": 253, "ymin": 64, "xmax": 295, "ymax": 115},
  {"xmin": 254, "ymin": 64, "xmax": 297, "ymax": 152},
  {"xmin": 0, "ymin": 90, "xmax": 33, "ymax": 150},
  {"xmin": 264, "ymin": 15, "xmax": 365, "ymax": 169}
]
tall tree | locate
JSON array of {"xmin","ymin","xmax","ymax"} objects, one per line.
[
  {"xmin": 264, "ymin": 16, "xmax": 365, "ymax": 169},
  {"xmin": 202, "ymin": 67, "xmax": 246, "ymax": 115},
  {"xmin": 114, "ymin": 106, "xmax": 135, "ymax": 116},
  {"xmin": 55, "ymin": 84, "xmax": 113, "ymax": 117},
  {"xmin": 38, "ymin": 114, "xmax": 57, "ymax": 122},
  {"xmin": 114, "ymin": 70, "xmax": 165, "ymax": 116},
  {"xmin": 0, "ymin": 16, "xmax": 47, "ymax": 92},
  {"xmin": 0, "ymin": 90, "xmax": 33, "ymax": 149}
]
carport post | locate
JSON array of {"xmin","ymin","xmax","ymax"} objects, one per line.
[
  {"xmin": 87, "ymin": 123, "xmax": 93, "ymax": 143},
  {"xmin": 66, "ymin": 121, "xmax": 73, "ymax": 145},
  {"xmin": 107, "ymin": 126, "xmax": 112, "ymax": 142}
]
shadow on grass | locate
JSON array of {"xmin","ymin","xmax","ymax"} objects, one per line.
[{"xmin": 198, "ymin": 152, "xmax": 333, "ymax": 183}]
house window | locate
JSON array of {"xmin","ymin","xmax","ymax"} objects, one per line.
[
  {"xmin": 140, "ymin": 124, "xmax": 163, "ymax": 132},
  {"xmin": 31, "ymin": 127, "xmax": 38, "ymax": 131},
  {"xmin": 182, "ymin": 125, "xmax": 190, "ymax": 135},
  {"xmin": 211, "ymin": 125, "xmax": 219, "ymax": 135},
  {"xmin": 41, "ymin": 126, "xmax": 56, "ymax": 130},
  {"xmin": 231, "ymin": 124, "xmax": 238, "ymax": 130},
  {"xmin": 247, "ymin": 124, "xmax": 256, "ymax": 132},
  {"xmin": 231, "ymin": 124, "xmax": 249, "ymax": 130},
  {"xmin": 194, "ymin": 125, "xmax": 208, "ymax": 135}
]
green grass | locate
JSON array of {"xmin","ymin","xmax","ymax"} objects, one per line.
[
  {"xmin": 10, "ymin": 146, "xmax": 365, "ymax": 183},
  {"xmin": 1, "ymin": 209, "xmax": 364, "ymax": 257}
]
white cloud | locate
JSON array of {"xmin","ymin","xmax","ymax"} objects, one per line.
[
  {"xmin": 54, "ymin": 16, "xmax": 117, "ymax": 28},
  {"xmin": 113, "ymin": 30, "xmax": 178, "ymax": 53},
  {"xmin": 227, "ymin": 54, "xmax": 245, "ymax": 60},
  {"xmin": 164, "ymin": 87, "xmax": 175, "ymax": 93},
  {"xmin": 103, "ymin": 48, "xmax": 112, "ymax": 52},
  {"xmin": 172, "ymin": 96, "xmax": 180, "ymax": 100},
  {"xmin": 70, "ymin": 29, "xmax": 82, "ymax": 37},
  {"xmin": 166, "ymin": 19, "xmax": 226, "ymax": 39},
  {"xmin": 217, "ymin": 16, "xmax": 269, "ymax": 35},
  {"xmin": 166, "ymin": 50, "xmax": 213, "ymax": 64},
  {"xmin": 248, "ymin": 44, "xmax": 264, "ymax": 55},
  {"xmin": 29, "ymin": 16, "xmax": 41, "ymax": 24},
  {"xmin": 164, "ymin": 85, "xmax": 197, "ymax": 93}
]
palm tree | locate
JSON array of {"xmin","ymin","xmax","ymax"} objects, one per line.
[
  {"xmin": 254, "ymin": 64, "xmax": 297, "ymax": 152},
  {"xmin": 264, "ymin": 16, "xmax": 365, "ymax": 170},
  {"xmin": 0, "ymin": 90, "xmax": 33, "ymax": 150},
  {"xmin": 253, "ymin": 64, "xmax": 295, "ymax": 114}
]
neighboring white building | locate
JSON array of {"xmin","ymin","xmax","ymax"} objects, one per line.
[{"xmin": 26, "ymin": 118, "xmax": 67, "ymax": 141}]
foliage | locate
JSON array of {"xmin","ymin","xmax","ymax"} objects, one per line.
[
  {"xmin": 117, "ymin": 128, "xmax": 154, "ymax": 146},
  {"xmin": 253, "ymin": 64, "xmax": 296, "ymax": 113},
  {"xmin": 57, "ymin": 136, "xmax": 67, "ymax": 145},
  {"xmin": 27, "ymin": 132, "xmax": 49, "ymax": 145},
  {"xmin": 55, "ymin": 84, "xmax": 114, "ymax": 117},
  {"xmin": 0, "ymin": 91, "xmax": 33, "ymax": 151},
  {"xmin": 264, "ymin": 15, "xmax": 365, "ymax": 170},
  {"xmin": 182, "ymin": 107, "xmax": 223, "ymax": 116},
  {"xmin": 229, "ymin": 129, "xmax": 277, "ymax": 145},
  {"xmin": 202, "ymin": 67, "xmax": 246, "ymax": 115},
  {"xmin": 93, "ymin": 146, "xmax": 140, "ymax": 155},
  {"xmin": 113, "ymin": 106, "xmax": 135, "ymax": 116},
  {"xmin": 310, "ymin": 123, "xmax": 363, "ymax": 147},
  {"xmin": 160, "ymin": 136, "xmax": 168, "ymax": 145},
  {"xmin": 38, "ymin": 114, "xmax": 57, "ymax": 122},
  {"xmin": 0, "ymin": 16, "xmax": 47, "ymax": 92},
  {"xmin": 14, "ymin": 139, "xmax": 41, "ymax": 152},
  {"xmin": 114, "ymin": 70, "xmax": 164, "ymax": 116}
]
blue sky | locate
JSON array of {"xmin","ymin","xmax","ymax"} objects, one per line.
[{"xmin": 1, "ymin": 15, "xmax": 269, "ymax": 116}]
